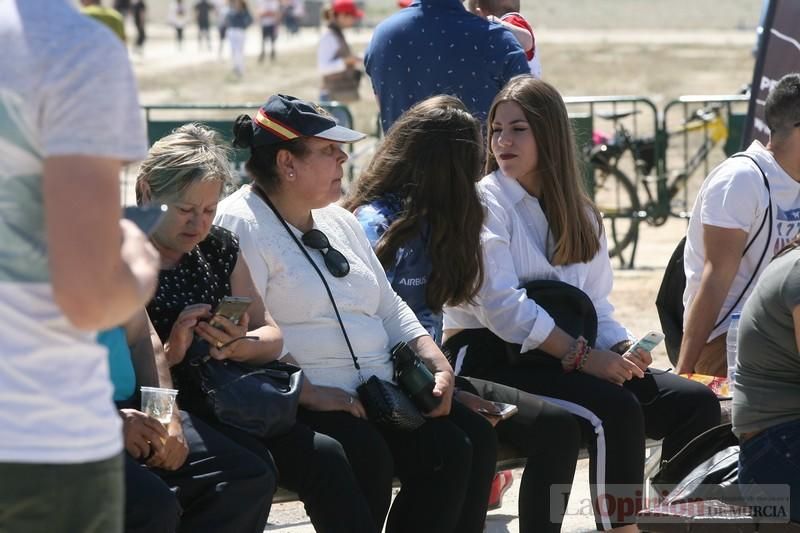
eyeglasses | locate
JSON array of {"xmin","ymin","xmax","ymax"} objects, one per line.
[{"xmin": 302, "ymin": 229, "xmax": 350, "ymax": 278}]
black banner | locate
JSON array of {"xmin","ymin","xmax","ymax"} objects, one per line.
[{"xmin": 743, "ymin": 0, "xmax": 800, "ymax": 146}]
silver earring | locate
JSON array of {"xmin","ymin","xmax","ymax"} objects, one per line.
[{"xmin": 289, "ymin": 172, "xmax": 294, "ymax": 177}]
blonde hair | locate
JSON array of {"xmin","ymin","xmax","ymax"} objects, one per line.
[
  {"xmin": 486, "ymin": 76, "xmax": 603, "ymax": 265},
  {"xmin": 136, "ymin": 123, "xmax": 233, "ymax": 205}
]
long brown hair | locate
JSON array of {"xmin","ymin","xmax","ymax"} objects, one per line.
[
  {"xmin": 343, "ymin": 95, "xmax": 485, "ymax": 312},
  {"xmin": 486, "ymin": 76, "xmax": 603, "ymax": 265}
]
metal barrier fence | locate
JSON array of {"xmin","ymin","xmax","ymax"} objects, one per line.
[
  {"xmin": 140, "ymin": 94, "xmax": 749, "ymax": 268},
  {"xmin": 563, "ymin": 94, "xmax": 748, "ymax": 268},
  {"xmin": 661, "ymin": 94, "xmax": 750, "ymax": 220},
  {"xmin": 137, "ymin": 102, "xmax": 363, "ymax": 202},
  {"xmin": 565, "ymin": 96, "xmax": 661, "ymax": 267}
]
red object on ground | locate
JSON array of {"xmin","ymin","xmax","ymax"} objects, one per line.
[{"xmin": 488, "ymin": 470, "xmax": 514, "ymax": 510}]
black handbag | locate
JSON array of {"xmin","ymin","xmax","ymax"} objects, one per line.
[
  {"xmin": 651, "ymin": 423, "xmax": 739, "ymax": 497},
  {"xmin": 256, "ymin": 186, "xmax": 425, "ymax": 432},
  {"xmin": 505, "ymin": 279, "xmax": 599, "ymax": 366},
  {"xmin": 357, "ymin": 375, "xmax": 425, "ymax": 431},
  {"xmin": 191, "ymin": 354, "xmax": 303, "ymax": 439}
]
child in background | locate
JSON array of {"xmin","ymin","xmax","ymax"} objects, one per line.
[{"xmin": 477, "ymin": 0, "xmax": 542, "ymax": 79}]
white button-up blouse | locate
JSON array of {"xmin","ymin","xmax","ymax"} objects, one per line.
[{"xmin": 443, "ymin": 171, "xmax": 632, "ymax": 353}]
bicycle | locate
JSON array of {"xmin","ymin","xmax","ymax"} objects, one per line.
[{"xmin": 588, "ymin": 104, "xmax": 729, "ymax": 262}]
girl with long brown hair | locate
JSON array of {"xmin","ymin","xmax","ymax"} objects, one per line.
[
  {"xmin": 345, "ymin": 95, "xmax": 583, "ymax": 533},
  {"xmin": 443, "ymin": 76, "xmax": 721, "ymax": 531}
]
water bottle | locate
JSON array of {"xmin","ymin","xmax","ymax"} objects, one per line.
[
  {"xmin": 726, "ymin": 313, "xmax": 741, "ymax": 389},
  {"xmin": 391, "ymin": 342, "xmax": 441, "ymax": 413}
]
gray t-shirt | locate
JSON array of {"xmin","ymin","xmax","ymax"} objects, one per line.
[{"xmin": 732, "ymin": 248, "xmax": 800, "ymax": 436}]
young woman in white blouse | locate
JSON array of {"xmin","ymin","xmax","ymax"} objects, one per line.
[
  {"xmin": 442, "ymin": 76, "xmax": 721, "ymax": 531},
  {"xmin": 215, "ymin": 94, "xmax": 497, "ymax": 533}
]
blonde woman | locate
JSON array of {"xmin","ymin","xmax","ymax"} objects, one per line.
[
  {"xmin": 442, "ymin": 76, "xmax": 721, "ymax": 531},
  {"xmin": 138, "ymin": 123, "xmax": 378, "ymax": 533}
]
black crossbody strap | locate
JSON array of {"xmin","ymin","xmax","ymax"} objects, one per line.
[
  {"xmin": 713, "ymin": 153, "xmax": 773, "ymax": 329},
  {"xmin": 251, "ymin": 185, "xmax": 364, "ymax": 377}
]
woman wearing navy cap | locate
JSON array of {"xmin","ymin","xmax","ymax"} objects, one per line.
[{"xmin": 215, "ymin": 94, "xmax": 497, "ymax": 533}]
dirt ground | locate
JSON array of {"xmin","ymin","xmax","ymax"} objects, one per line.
[{"xmin": 128, "ymin": 2, "xmax": 761, "ymax": 529}]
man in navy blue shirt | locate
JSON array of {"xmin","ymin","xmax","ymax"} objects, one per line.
[{"xmin": 365, "ymin": 0, "xmax": 529, "ymax": 132}]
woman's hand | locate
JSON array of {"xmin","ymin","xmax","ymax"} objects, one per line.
[
  {"xmin": 195, "ymin": 312, "xmax": 250, "ymax": 361},
  {"xmin": 165, "ymin": 304, "xmax": 212, "ymax": 366},
  {"xmin": 425, "ymin": 370, "xmax": 454, "ymax": 418},
  {"xmin": 300, "ymin": 382, "xmax": 367, "ymax": 419},
  {"xmin": 120, "ymin": 408, "xmax": 168, "ymax": 460},
  {"xmin": 455, "ymin": 390, "xmax": 500, "ymax": 427},
  {"xmin": 623, "ymin": 347, "xmax": 653, "ymax": 373},
  {"xmin": 147, "ymin": 413, "xmax": 189, "ymax": 471},
  {"xmin": 581, "ymin": 349, "xmax": 645, "ymax": 385}
]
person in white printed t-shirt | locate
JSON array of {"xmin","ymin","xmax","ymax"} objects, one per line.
[
  {"xmin": 0, "ymin": 1, "xmax": 160, "ymax": 532},
  {"xmin": 678, "ymin": 73, "xmax": 800, "ymax": 377}
]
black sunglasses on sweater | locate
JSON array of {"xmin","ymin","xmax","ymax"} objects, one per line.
[{"xmin": 302, "ymin": 229, "xmax": 350, "ymax": 278}]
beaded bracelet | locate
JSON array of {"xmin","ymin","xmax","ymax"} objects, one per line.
[
  {"xmin": 561, "ymin": 336, "xmax": 591, "ymax": 373},
  {"xmin": 575, "ymin": 344, "xmax": 592, "ymax": 371}
]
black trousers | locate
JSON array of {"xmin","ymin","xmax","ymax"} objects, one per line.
[
  {"xmin": 298, "ymin": 401, "xmax": 498, "ymax": 533},
  {"xmin": 208, "ymin": 418, "xmax": 377, "ymax": 533},
  {"xmin": 445, "ymin": 330, "xmax": 721, "ymax": 530},
  {"xmin": 124, "ymin": 411, "xmax": 273, "ymax": 533},
  {"xmin": 458, "ymin": 376, "xmax": 581, "ymax": 533}
]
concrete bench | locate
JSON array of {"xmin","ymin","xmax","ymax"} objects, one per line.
[{"xmin": 272, "ymin": 398, "xmax": 730, "ymax": 504}]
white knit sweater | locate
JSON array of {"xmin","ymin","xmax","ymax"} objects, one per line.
[{"xmin": 215, "ymin": 185, "xmax": 428, "ymax": 394}]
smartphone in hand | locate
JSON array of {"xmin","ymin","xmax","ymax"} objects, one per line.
[
  {"xmin": 478, "ymin": 401, "xmax": 518, "ymax": 420},
  {"xmin": 625, "ymin": 331, "xmax": 665, "ymax": 355},
  {"xmin": 210, "ymin": 296, "xmax": 252, "ymax": 328}
]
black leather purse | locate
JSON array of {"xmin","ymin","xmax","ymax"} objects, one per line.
[
  {"xmin": 357, "ymin": 375, "xmax": 425, "ymax": 431},
  {"xmin": 651, "ymin": 423, "xmax": 740, "ymax": 497},
  {"xmin": 190, "ymin": 353, "xmax": 303, "ymax": 439}
]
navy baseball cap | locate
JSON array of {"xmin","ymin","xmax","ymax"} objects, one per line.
[{"xmin": 251, "ymin": 94, "xmax": 366, "ymax": 147}]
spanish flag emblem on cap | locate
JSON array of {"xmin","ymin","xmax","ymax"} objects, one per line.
[
  {"xmin": 254, "ymin": 108, "xmax": 300, "ymax": 141},
  {"xmin": 249, "ymin": 94, "xmax": 366, "ymax": 147}
]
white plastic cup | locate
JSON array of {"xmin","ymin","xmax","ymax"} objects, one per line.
[{"xmin": 140, "ymin": 386, "xmax": 178, "ymax": 424}]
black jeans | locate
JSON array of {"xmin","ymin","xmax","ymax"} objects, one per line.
[
  {"xmin": 208, "ymin": 418, "xmax": 377, "ymax": 533},
  {"xmin": 124, "ymin": 411, "xmax": 273, "ymax": 533},
  {"xmin": 445, "ymin": 330, "xmax": 721, "ymax": 530},
  {"xmin": 458, "ymin": 376, "xmax": 581, "ymax": 533},
  {"xmin": 298, "ymin": 401, "xmax": 497, "ymax": 533}
]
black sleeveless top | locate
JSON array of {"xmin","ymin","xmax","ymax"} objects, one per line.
[{"xmin": 146, "ymin": 225, "xmax": 239, "ymax": 415}]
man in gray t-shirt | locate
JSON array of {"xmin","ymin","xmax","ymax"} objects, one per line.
[
  {"xmin": 733, "ymin": 245, "xmax": 800, "ymax": 523},
  {"xmin": 733, "ymin": 248, "xmax": 800, "ymax": 436}
]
